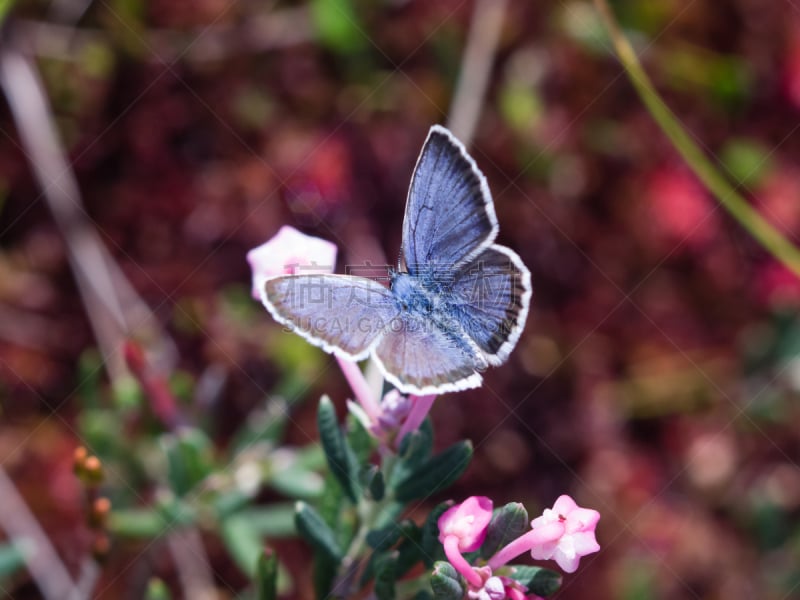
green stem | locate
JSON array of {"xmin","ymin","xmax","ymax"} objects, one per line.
[
  {"xmin": 334, "ymin": 454, "xmax": 398, "ymax": 595},
  {"xmin": 593, "ymin": 0, "xmax": 800, "ymax": 278}
]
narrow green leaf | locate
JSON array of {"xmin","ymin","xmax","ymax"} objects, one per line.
[
  {"xmin": 256, "ymin": 549, "xmax": 279, "ymax": 600},
  {"xmin": 347, "ymin": 412, "xmax": 374, "ymax": 464},
  {"xmin": 360, "ymin": 465, "xmax": 385, "ymax": 501},
  {"xmin": 317, "ymin": 396, "xmax": 359, "ymax": 503},
  {"xmin": 220, "ymin": 515, "xmax": 264, "ymax": 577},
  {"xmin": 212, "ymin": 490, "xmax": 251, "ymax": 519},
  {"xmin": 224, "ymin": 504, "xmax": 297, "ymax": 539},
  {"xmin": 393, "ymin": 419, "xmax": 433, "ymax": 484},
  {"xmin": 480, "ymin": 502, "xmax": 529, "ymax": 560},
  {"xmin": 393, "ymin": 441, "xmax": 473, "ymax": 502},
  {"xmin": 294, "ymin": 502, "xmax": 343, "ymax": 562},
  {"xmin": 395, "ymin": 525, "xmax": 424, "ymax": 577},
  {"xmin": 430, "ymin": 561, "xmax": 464, "ymax": 600},
  {"xmin": 420, "ymin": 502, "xmax": 453, "ymax": 567},
  {"xmin": 161, "ymin": 428, "xmax": 215, "ymax": 496},
  {"xmin": 313, "ymin": 550, "xmax": 338, "ymax": 600},
  {"xmin": 507, "ymin": 565, "xmax": 562, "ymax": 597},
  {"xmin": 109, "ymin": 508, "xmax": 168, "ymax": 538},
  {"xmin": 366, "ymin": 520, "xmax": 417, "ymax": 552},
  {"xmin": 269, "ymin": 466, "xmax": 325, "ymax": 500},
  {"xmin": 374, "ymin": 551, "xmax": 398, "ymax": 600}
]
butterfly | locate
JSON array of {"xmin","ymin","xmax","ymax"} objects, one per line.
[{"xmin": 260, "ymin": 125, "xmax": 532, "ymax": 395}]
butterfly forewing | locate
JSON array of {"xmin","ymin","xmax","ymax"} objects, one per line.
[
  {"xmin": 262, "ymin": 274, "xmax": 400, "ymax": 360},
  {"xmin": 401, "ymin": 126, "xmax": 499, "ymax": 274}
]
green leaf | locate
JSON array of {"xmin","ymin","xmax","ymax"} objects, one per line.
[
  {"xmin": 309, "ymin": 0, "xmax": 367, "ymax": 54},
  {"xmin": 347, "ymin": 412, "xmax": 374, "ymax": 464},
  {"xmin": 507, "ymin": 565, "xmax": 562, "ymax": 597},
  {"xmin": 430, "ymin": 561, "xmax": 464, "ymax": 600},
  {"xmin": 225, "ymin": 504, "xmax": 297, "ymax": 539},
  {"xmin": 393, "ymin": 441, "xmax": 473, "ymax": 502},
  {"xmin": 361, "ymin": 466, "xmax": 385, "ymax": 501},
  {"xmin": 317, "ymin": 396, "xmax": 359, "ymax": 503},
  {"xmin": 0, "ymin": 541, "xmax": 28, "ymax": 579},
  {"xmin": 155, "ymin": 496, "xmax": 197, "ymax": 528},
  {"xmin": 144, "ymin": 578, "xmax": 172, "ymax": 600},
  {"xmin": 108, "ymin": 508, "xmax": 169, "ymax": 538},
  {"xmin": 374, "ymin": 551, "xmax": 398, "ymax": 600},
  {"xmin": 392, "ymin": 418, "xmax": 434, "ymax": 486},
  {"xmin": 313, "ymin": 550, "xmax": 338, "ymax": 600},
  {"xmin": 269, "ymin": 466, "xmax": 325, "ymax": 500},
  {"xmin": 395, "ymin": 525, "xmax": 424, "ymax": 577},
  {"xmin": 256, "ymin": 550, "xmax": 279, "ymax": 600},
  {"xmin": 294, "ymin": 502, "xmax": 343, "ymax": 562},
  {"xmin": 366, "ymin": 520, "xmax": 416, "ymax": 552},
  {"xmin": 420, "ymin": 502, "xmax": 453, "ymax": 567},
  {"xmin": 220, "ymin": 514, "xmax": 264, "ymax": 577},
  {"xmin": 480, "ymin": 502, "xmax": 529, "ymax": 560},
  {"xmin": 161, "ymin": 428, "xmax": 215, "ymax": 496}
]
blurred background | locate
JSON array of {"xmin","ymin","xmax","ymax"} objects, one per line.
[{"xmin": 1, "ymin": 0, "xmax": 800, "ymax": 598}]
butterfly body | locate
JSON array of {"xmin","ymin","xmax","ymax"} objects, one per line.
[{"xmin": 260, "ymin": 125, "xmax": 532, "ymax": 395}]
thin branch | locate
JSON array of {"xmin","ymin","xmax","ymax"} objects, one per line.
[
  {"xmin": 16, "ymin": 6, "xmax": 313, "ymax": 64},
  {"xmin": 593, "ymin": 0, "xmax": 800, "ymax": 278},
  {"xmin": 447, "ymin": 0, "xmax": 509, "ymax": 146},
  {"xmin": 0, "ymin": 466, "xmax": 79, "ymax": 600},
  {"xmin": 166, "ymin": 529, "xmax": 218, "ymax": 600},
  {"xmin": 0, "ymin": 42, "xmax": 176, "ymax": 379}
]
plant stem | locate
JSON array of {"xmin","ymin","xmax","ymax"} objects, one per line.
[
  {"xmin": 333, "ymin": 454, "xmax": 398, "ymax": 596},
  {"xmin": 593, "ymin": 0, "xmax": 800, "ymax": 278}
]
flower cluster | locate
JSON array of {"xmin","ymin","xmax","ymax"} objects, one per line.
[{"xmin": 437, "ymin": 495, "xmax": 600, "ymax": 600}]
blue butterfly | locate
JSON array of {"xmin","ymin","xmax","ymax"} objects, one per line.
[{"xmin": 260, "ymin": 125, "xmax": 532, "ymax": 395}]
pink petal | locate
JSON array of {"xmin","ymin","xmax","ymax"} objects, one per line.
[
  {"xmin": 530, "ymin": 539, "xmax": 557, "ymax": 561},
  {"xmin": 247, "ymin": 225, "xmax": 337, "ymax": 298},
  {"xmin": 553, "ymin": 548, "xmax": 580, "ymax": 574},
  {"xmin": 565, "ymin": 507, "xmax": 601, "ymax": 533},
  {"xmin": 438, "ymin": 496, "xmax": 494, "ymax": 551},
  {"xmin": 571, "ymin": 531, "xmax": 600, "ymax": 556},
  {"xmin": 552, "ymin": 494, "xmax": 578, "ymax": 515}
]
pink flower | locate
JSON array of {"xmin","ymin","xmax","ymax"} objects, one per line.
[
  {"xmin": 438, "ymin": 496, "xmax": 494, "ymax": 587},
  {"xmin": 487, "ymin": 495, "xmax": 600, "ymax": 575},
  {"xmin": 468, "ymin": 574, "xmax": 505, "ymax": 600},
  {"xmin": 528, "ymin": 495, "xmax": 600, "ymax": 573},
  {"xmin": 246, "ymin": 225, "xmax": 337, "ymax": 298}
]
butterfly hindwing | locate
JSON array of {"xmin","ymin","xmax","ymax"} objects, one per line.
[
  {"xmin": 401, "ymin": 125, "xmax": 498, "ymax": 274},
  {"xmin": 261, "ymin": 274, "xmax": 400, "ymax": 360},
  {"xmin": 373, "ymin": 312, "xmax": 485, "ymax": 395},
  {"xmin": 447, "ymin": 245, "xmax": 532, "ymax": 366}
]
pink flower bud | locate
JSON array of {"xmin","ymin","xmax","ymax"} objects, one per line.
[
  {"xmin": 438, "ymin": 496, "xmax": 494, "ymax": 588},
  {"xmin": 438, "ymin": 496, "xmax": 494, "ymax": 552}
]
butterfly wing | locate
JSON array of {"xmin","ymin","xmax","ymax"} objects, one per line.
[
  {"xmin": 373, "ymin": 312, "xmax": 486, "ymax": 395},
  {"xmin": 448, "ymin": 244, "xmax": 532, "ymax": 366},
  {"xmin": 260, "ymin": 274, "xmax": 400, "ymax": 360},
  {"xmin": 401, "ymin": 125, "xmax": 498, "ymax": 274}
]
